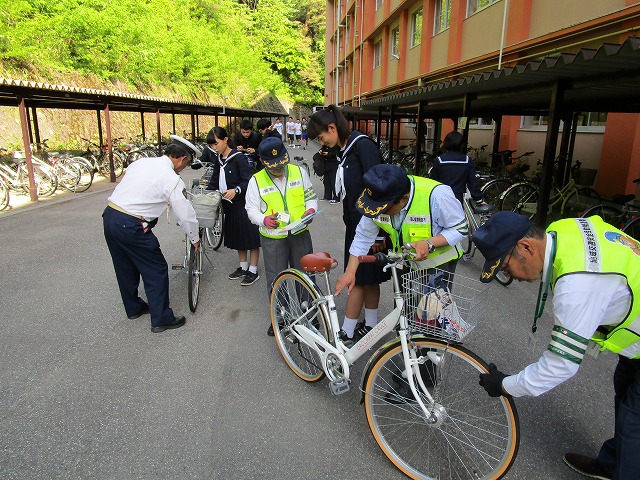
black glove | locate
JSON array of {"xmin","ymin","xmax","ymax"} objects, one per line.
[{"xmin": 479, "ymin": 363, "xmax": 509, "ymax": 397}]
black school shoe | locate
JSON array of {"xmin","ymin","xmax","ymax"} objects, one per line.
[
  {"xmin": 151, "ymin": 316, "xmax": 186, "ymax": 333},
  {"xmin": 228, "ymin": 267, "xmax": 248, "ymax": 280},
  {"xmin": 241, "ymin": 271, "xmax": 260, "ymax": 286}
]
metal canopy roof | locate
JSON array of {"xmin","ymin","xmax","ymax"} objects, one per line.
[
  {"xmin": 0, "ymin": 78, "xmax": 286, "ymax": 117},
  {"xmin": 362, "ymin": 36, "xmax": 640, "ymax": 117}
]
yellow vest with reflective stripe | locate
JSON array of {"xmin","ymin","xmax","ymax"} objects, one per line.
[
  {"xmin": 255, "ymin": 164, "xmax": 307, "ymax": 239},
  {"xmin": 372, "ymin": 176, "xmax": 462, "ymax": 269},
  {"xmin": 548, "ymin": 216, "xmax": 640, "ymax": 358}
]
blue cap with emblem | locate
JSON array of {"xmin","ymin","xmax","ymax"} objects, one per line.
[
  {"xmin": 472, "ymin": 211, "xmax": 533, "ymax": 283},
  {"xmin": 258, "ymin": 136, "xmax": 289, "ymax": 167},
  {"xmin": 356, "ymin": 164, "xmax": 409, "ymax": 218}
]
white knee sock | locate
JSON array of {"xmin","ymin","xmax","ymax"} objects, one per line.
[
  {"xmin": 248, "ymin": 265, "xmax": 258, "ymax": 274},
  {"xmin": 240, "ymin": 261, "xmax": 248, "ymax": 271},
  {"xmin": 364, "ymin": 308, "xmax": 378, "ymax": 328},
  {"xmin": 341, "ymin": 317, "xmax": 359, "ymax": 338}
]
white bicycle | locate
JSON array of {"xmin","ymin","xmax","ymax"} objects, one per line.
[{"xmin": 270, "ymin": 250, "xmax": 520, "ymax": 479}]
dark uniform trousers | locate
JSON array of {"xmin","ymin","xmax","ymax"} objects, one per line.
[{"xmin": 103, "ymin": 206, "xmax": 176, "ymax": 327}]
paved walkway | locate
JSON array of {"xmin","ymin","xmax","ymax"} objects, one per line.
[{"xmin": 0, "ymin": 142, "xmax": 615, "ymax": 479}]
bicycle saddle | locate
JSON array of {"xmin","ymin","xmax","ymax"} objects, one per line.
[
  {"xmin": 473, "ymin": 203, "xmax": 494, "ymax": 214},
  {"xmin": 300, "ymin": 252, "xmax": 338, "ymax": 273},
  {"xmin": 612, "ymin": 194, "xmax": 635, "ymax": 204}
]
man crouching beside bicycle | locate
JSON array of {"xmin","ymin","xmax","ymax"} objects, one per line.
[{"xmin": 335, "ymin": 163, "xmax": 467, "ymax": 305}]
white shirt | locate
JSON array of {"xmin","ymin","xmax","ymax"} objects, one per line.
[
  {"xmin": 294, "ymin": 122, "xmax": 302, "ymax": 135},
  {"xmin": 502, "ymin": 233, "xmax": 632, "ymax": 397},
  {"xmin": 245, "ymin": 166, "xmax": 318, "ymax": 229},
  {"xmin": 349, "ymin": 181, "xmax": 465, "ymax": 256},
  {"xmin": 273, "ymin": 121, "xmax": 283, "ymax": 134},
  {"xmin": 286, "ymin": 121, "xmax": 295, "ymax": 135},
  {"xmin": 108, "ymin": 156, "xmax": 199, "ymax": 244}
]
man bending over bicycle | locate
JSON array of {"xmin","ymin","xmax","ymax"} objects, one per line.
[{"xmin": 335, "ymin": 164, "xmax": 467, "ymax": 305}]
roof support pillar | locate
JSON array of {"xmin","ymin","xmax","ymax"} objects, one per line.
[
  {"xmin": 416, "ymin": 100, "xmax": 427, "ymax": 175},
  {"xmin": 105, "ymin": 104, "xmax": 115, "ymax": 183},
  {"xmin": 31, "ymin": 107, "xmax": 40, "ymax": 146},
  {"xmin": 536, "ymin": 80, "xmax": 566, "ymax": 226},
  {"xmin": 191, "ymin": 114, "xmax": 196, "ymax": 141},
  {"xmin": 389, "ymin": 105, "xmax": 395, "ymax": 150},
  {"xmin": 557, "ymin": 112, "xmax": 573, "ymax": 186},
  {"xmin": 140, "ymin": 112, "xmax": 146, "ymax": 141},
  {"xmin": 156, "ymin": 109, "xmax": 162, "ymax": 156},
  {"xmin": 172, "ymin": 114, "xmax": 176, "ymax": 135},
  {"xmin": 491, "ymin": 116, "xmax": 502, "ymax": 168},
  {"xmin": 567, "ymin": 112, "xmax": 580, "ymax": 180},
  {"xmin": 18, "ymin": 96, "xmax": 38, "ymax": 202},
  {"xmin": 97, "ymin": 110, "xmax": 104, "ymax": 147},
  {"xmin": 376, "ymin": 108, "xmax": 382, "ymax": 146},
  {"xmin": 461, "ymin": 94, "xmax": 474, "ymax": 151}
]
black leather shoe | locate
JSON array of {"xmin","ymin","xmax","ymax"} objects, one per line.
[
  {"xmin": 563, "ymin": 453, "xmax": 611, "ymax": 480},
  {"xmin": 128, "ymin": 304, "xmax": 149, "ymax": 319},
  {"xmin": 151, "ymin": 316, "xmax": 186, "ymax": 333}
]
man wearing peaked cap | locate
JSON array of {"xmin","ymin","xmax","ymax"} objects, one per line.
[
  {"xmin": 103, "ymin": 135, "xmax": 199, "ymax": 333},
  {"xmin": 245, "ymin": 136, "xmax": 318, "ymax": 336},
  {"xmin": 472, "ymin": 211, "xmax": 640, "ymax": 479},
  {"xmin": 335, "ymin": 162, "xmax": 467, "ymax": 300}
]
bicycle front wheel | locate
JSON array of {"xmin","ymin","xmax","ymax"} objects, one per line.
[
  {"xmin": 205, "ymin": 205, "xmax": 224, "ymax": 250},
  {"xmin": 480, "ymin": 179, "xmax": 512, "ymax": 205},
  {"xmin": 187, "ymin": 243, "xmax": 202, "ymax": 312},
  {"xmin": 561, "ymin": 188, "xmax": 601, "ymax": 218},
  {"xmin": 623, "ymin": 217, "xmax": 640, "ymax": 241},
  {"xmin": 270, "ymin": 270, "xmax": 329, "ymax": 382},
  {"xmin": 363, "ymin": 338, "xmax": 520, "ymax": 480}
]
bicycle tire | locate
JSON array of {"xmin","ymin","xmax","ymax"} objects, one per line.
[
  {"xmin": 363, "ymin": 337, "xmax": 520, "ymax": 480},
  {"xmin": 580, "ymin": 205, "xmax": 622, "ymax": 228},
  {"xmin": 0, "ymin": 179, "xmax": 9, "ymax": 211},
  {"xmin": 205, "ymin": 206, "xmax": 224, "ymax": 250},
  {"xmin": 561, "ymin": 187, "xmax": 601, "ymax": 218},
  {"xmin": 57, "ymin": 162, "xmax": 82, "ymax": 192},
  {"xmin": 623, "ymin": 217, "xmax": 640, "ymax": 242},
  {"xmin": 480, "ymin": 179, "xmax": 513, "ymax": 205},
  {"xmin": 187, "ymin": 242, "xmax": 201, "ymax": 312},
  {"xmin": 270, "ymin": 269, "xmax": 330, "ymax": 382},
  {"xmin": 23, "ymin": 164, "xmax": 58, "ymax": 197},
  {"xmin": 460, "ymin": 209, "xmax": 473, "ymax": 257},
  {"xmin": 500, "ymin": 183, "xmax": 538, "ymax": 218},
  {"xmin": 495, "ymin": 271, "xmax": 513, "ymax": 286}
]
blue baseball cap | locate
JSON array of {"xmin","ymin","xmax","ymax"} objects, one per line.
[
  {"xmin": 472, "ymin": 211, "xmax": 533, "ymax": 283},
  {"xmin": 258, "ymin": 136, "xmax": 289, "ymax": 167},
  {"xmin": 356, "ymin": 164, "xmax": 409, "ymax": 217}
]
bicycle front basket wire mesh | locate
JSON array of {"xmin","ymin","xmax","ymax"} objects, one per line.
[
  {"xmin": 189, "ymin": 188, "xmax": 222, "ymax": 228},
  {"xmin": 401, "ymin": 268, "xmax": 489, "ymax": 342}
]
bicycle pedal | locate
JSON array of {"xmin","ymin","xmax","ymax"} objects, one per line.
[
  {"xmin": 171, "ymin": 264, "xmax": 184, "ymax": 270},
  {"xmin": 328, "ymin": 377, "xmax": 350, "ymax": 396}
]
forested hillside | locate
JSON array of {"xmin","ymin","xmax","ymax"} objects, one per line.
[{"xmin": 0, "ymin": 0, "xmax": 326, "ymax": 108}]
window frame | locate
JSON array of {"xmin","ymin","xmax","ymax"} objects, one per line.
[
  {"xmin": 434, "ymin": 0, "xmax": 451, "ymax": 34},
  {"xmin": 410, "ymin": 8, "xmax": 423, "ymax": 48},
  {"xmin": 467, "ymin": 0, "xmax": 500, "ymax": 17},
  {"xmin": 376, "ymin": 0, "xmax": 384, "ymax": 11},
  {"xmin": 373, "ymin": 40, "xmax": 382, "ymax": 69},
  {"xmin": 390, "ymin": 26, "xmax": 400, "ymax": 59}
]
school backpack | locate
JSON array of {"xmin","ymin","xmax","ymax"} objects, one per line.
[{"xmin": 312, "ymin": 152, "xmax": 325, "ymax": 177}]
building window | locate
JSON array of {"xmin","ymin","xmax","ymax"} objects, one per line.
[
  {"xmin": 390, "ymin": 26, "xmax": 400, "ymax": 59},
  {"xmin": 435, "ymin": 0, "xmax": 451, "ymax": 34},
  {"xmin": 376, "ymin": 0, "xmax": 384, "ymax": 10},
  {"xmin": 468, "ymin": 117, "xmax": 494, "ymax": 128},
  {"xmin": 373, "ymin": 40, "xmax": 382, "ymax": 68},
  {"xmin": 521, "ymin": 112, "xmax": 607, "ymax": 131},
  {"xmin": 411, "ymin": 8, "xmax": 423, "ymax": 48},
  {"xmin": 467, "ymin": 0, "xmax": 499, "ymax": 16}
]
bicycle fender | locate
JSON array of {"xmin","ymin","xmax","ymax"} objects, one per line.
[
  {"xmin": 359, "ymin": 334, "xmax": 431, "ymax": 404},
  {"xmin": 274, "ymin": 268, "xmax": 322, "ymax": 293}
]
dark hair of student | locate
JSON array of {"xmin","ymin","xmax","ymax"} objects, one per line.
[
  {"xmin": 207, "ymin": 126, "xmax": 235, "ymax": 149},
  {"xmin": 307, "ymin": 104, "xmax": 350, "ymax": 146},
  {"xmin": 256, "ymin": 118, "xmax": 272, "ymax": 130},
  {"xmin": 239, "ymin": 119, "xmax": 253, "ymax": 131},
  {"xmin": 443, "ymin": 130, "xmax": 464, "ymax": 153}
]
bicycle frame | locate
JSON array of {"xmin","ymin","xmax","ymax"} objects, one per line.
[{"xmin": 280, "ymin": 255, "xmax": 441, "ymax": 419}]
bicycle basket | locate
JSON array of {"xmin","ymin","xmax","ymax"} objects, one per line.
[
  {"xmin": 401, "ymin": 268, "xmax": 488, "ymax": 342},
  {"xmin": 190, "ymin": 189, "xmax": 222, "ymax": 228}
]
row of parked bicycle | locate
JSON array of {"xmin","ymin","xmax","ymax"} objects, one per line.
[{"xmin": 0, "ymin": 137, "xmax": 164, "ymax": 211}]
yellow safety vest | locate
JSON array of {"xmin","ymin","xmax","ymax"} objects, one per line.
[
  {"xmin": 372, "ymin": 176, "xmax": 462, "ymax": 269},
  {"xmin": 548, "ymin": 216, "xmax": 640, "ymax": 358},
  {"xmin": 255, "ymin": 164, "xmax": 307, "ymax": 239}
]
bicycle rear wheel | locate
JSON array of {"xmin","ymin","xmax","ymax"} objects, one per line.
[
  {"xmin": 363, "ymin": 338, "xmax": 520, "ymax": 480},
  {"xmin": 270, "ymin": 269, "xmax": 329, "ymax": 382},
  {"xmin": 561, "ymin": 188, "xmax": 601, "ymax": 218},
  {"xmin": 0, "ymin": 179, "xmax": 9, "ymax": 211},
  {"xmin": 187, "ymin": 242, "xmax": 202, "ymax": 312},
  {"xmin": 500, "ymin": 183, "xmax": 538, "ymax": 218},
  {"xmin": 480, "ymin": 179, "xmax": 512, "ymax": 205},
  {"xmin": 205, "ymin": 205, "xmax": 224, "ymax": 250},
  {"xmin": 623, "ymin": 217, "xmax": 640, "ymax": 241}
]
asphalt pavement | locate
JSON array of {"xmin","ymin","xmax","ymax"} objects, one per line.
[{"xmin": 0, "ymin": 141, "xmax": 616, "ymax": 479}]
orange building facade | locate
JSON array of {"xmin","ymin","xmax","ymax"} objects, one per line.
[{"xmin": 324, "ymin": 0, "xmax": 640, "ymax": 196}]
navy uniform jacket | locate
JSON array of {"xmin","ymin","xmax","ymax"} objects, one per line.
[
  {"xmin": 339, "ymin": 132, "xmax": 382, "ymax": 213},
  {"xmin": 206, "ymin": 150, "xmax": 254, "ymax": 194},
  {"xmin": 430, "ymin": 151, "xmax": 483, "ymax": 202},
  {"xmin": 233, "ymin": 131, "xmax": 262, "ymax": 152}
]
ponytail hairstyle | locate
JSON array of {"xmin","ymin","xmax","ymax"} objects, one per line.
[{"xmin": 307, "ymin": 104, "xmax": 350, "ymax": 146}]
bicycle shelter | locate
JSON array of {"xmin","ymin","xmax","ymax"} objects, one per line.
[
  {"xmin": 0, "ymin": 78, "xmax": 286, "ymax": 202},
  {"xmin": 353, "ymin": 36, "xmax": 640, "ymax": 226}
]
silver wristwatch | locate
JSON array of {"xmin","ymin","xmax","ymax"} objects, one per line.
[{"xmin": 425, "ymin": 239, "xmax": 436, "ymax": 253}]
